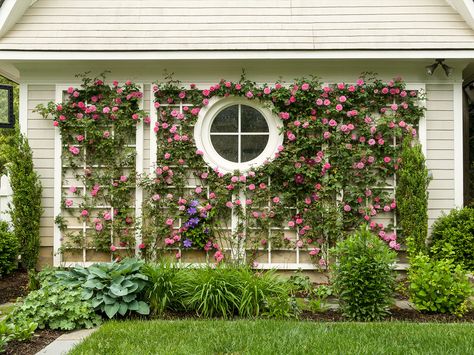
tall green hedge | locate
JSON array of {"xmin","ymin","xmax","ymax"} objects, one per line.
[
  {"xmin": 395, "ymin": 136, "xmax": 430, "ymax": 256},
  {"xmin": 6, "ymin": 132, "xmax": 43, "ymax": 270}
]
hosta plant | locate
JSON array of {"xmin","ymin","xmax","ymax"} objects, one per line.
[{"xmin": 57, "ymin": 258, "xmax": 150, "ymax": 318}]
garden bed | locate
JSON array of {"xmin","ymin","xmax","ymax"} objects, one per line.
[
  {"xmin": 0, "ymin": 271, "xmax": 28, "ymax": 304},
  {"xmin": 3, "ymin": 329, "xmax": 65, "ymax": 355}
]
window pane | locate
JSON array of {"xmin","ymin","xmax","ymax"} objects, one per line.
[
  {"xmin": 211, "ymin": 135, "xmax": 238, "ymax": 162},
  {"xmin": 0, "ymin": 89, "xmax": 8, "ymax": 124},
  {"xmin": 241, "ymin": 135, "xmax": 269, "ymax": 162},
  {"xmin": 211, "ymin": 105, "xmax": 238, "ymax": 132},
  {"xmin": 241, "ymin": 105, "xmax": 269, "ymax": 133}
]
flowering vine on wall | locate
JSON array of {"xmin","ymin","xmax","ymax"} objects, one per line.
[
  {"xmin": 37, "ymin": 74, "xmax": 147, "ymax": 256},
  {"xmin": 37, "ymin": 73, "xmax": 424, "ymax": 267}
]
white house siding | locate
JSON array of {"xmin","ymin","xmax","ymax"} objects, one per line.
[
  {"xmin": 27, "ymin": 84, "xmax": 56, "ymax": 266},
  {"xmin": 426, "ymin": 84, "xmax": 456, "ymax": 228},
  {"xmin": 0, "ymin": 0, "xmax": 474, "ymax": 50}
]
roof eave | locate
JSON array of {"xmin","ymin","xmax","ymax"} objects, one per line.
[
  {"xmin": 0, "ymin": 0, "xmax": 34, "ymax": 38},
  {"xmin": 447, "ymin": 0, "xmax": 474, "ymax": 30}
]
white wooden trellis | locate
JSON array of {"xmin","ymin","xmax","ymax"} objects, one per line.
[
  {"xmin": 52, "ymin": 82, "xmax": 425, "ymax": 269},
  {"xmin": 53, "ymin": 84, "xmax": 144, "ymax": 267}
]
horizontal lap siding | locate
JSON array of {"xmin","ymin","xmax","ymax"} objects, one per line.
[
  {"xmin": 27, "ymin": 85, "xmax": 55, "ymax": 251},
  {"xmin": 1, "ymin": 0, "xmax": 473, "ymax": 50},
  {"xmin": 425, "ymin": 84, "xmax": 455, "ymax": 229}
]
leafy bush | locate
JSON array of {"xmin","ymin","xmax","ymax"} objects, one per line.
[
  {"xmin": 142, "ymin": 261, "xmax": 184, "ymax": 315},
  {"xmin": 331, "ymin": 227, "xmax": 397, "ymax": 321},
  {"xmin": 396, "ymin": 136, "xmax": 430, "ymax": 256},
  {"xmin": 408, "ymin": 246, "xmax": 472, "ymax": 316},
  {"xmin": 6, "ymin": 132, "xmax": 43, "ymax": 270},
  {"xmin": 308, "ymin": 285, "xmax": 333, "ymax": 313},
  {"xmin": 7, "ymin": 281, "xmax": 101, "ymax": 330},
  {"xmin": 287, "ymin": 271, "xmax": 314, "ymax": 296},
  {"xmin": 57, "ymin": 258, "xmax": 150, "ymax": 318},
  {"xmin": 0, "ymin": 319, "xmax": 37, "ymax": 353},
  {"xmin": 0, "ymin": 221, "xmax": 19, "ymax": 277},
  {"xmin": 429, "ymin": 207, "xmax": 474, "ymax": 270}
]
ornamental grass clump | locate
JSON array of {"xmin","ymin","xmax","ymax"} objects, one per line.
[{"xmin": 331, "ymin": 227, "xmax": 397, "ymax": 321}]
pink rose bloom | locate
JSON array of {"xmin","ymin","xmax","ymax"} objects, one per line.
[
  {"xmin": 263, "ymin": 87, "xmax": 271, "ymax": 95},
  {"xmin": 110, "ymin": 245, "xmax": 117, "ymax": 252},
  {"xmin": 196, "ymin": 149, "xmax": 204, "ymax": 156},
  {"xmin": 335, "ymin": 104, "xmax": 343, "ymax": 111},
  {"xmin": 103, "ymin": 131, "xmax": 110, "ymax": 138},
  {"xmin": 248, "ymin": 184, "xmax": 256, "ymax": 191},
  {"xmin": 165, "ymin": 218, "xmax": 174, "ymax": 226},
  {"xmin": 164, "ymin": 153, "xmax": 171, "ymax": 159},
  {"xmin": 231, "ymin": 176, "xmax": 239, "ymax": 183},
  {"xmin": 301, "ymin": 83, "xmax": 310, "ymax": 91},
  {"xmin": 209, "ymin": 192, "xmax": 216, "ymax": 199},
  {"xmin": 69, "ymin": 146, "xmax": 80, "ymax": 155},
  {"xmin": 225, "ymin": 201, "xmax": 233, "ymax": 208},
  {"xmin": 328, "ymin": 119, "xmax": 337, "ymax": 127},
  {"xmin": 383, "ymin": 206, "xmax": 391, "ymax": 212},
  {"xmin": 69, "ymin": 186, "xmax": 77, "ymax": 193},
  {"xmin": 95, "ymin": 223, "xmax": 103, "ymax": 231},
  {"xmin": 368, "ymin": 139, "xmax": 376, "ymax": 146},
  {"xmin": 246, "ymin": 199, "xmax": 252, "ymax": 205},
  {"xmin": 343, "ymin": 204, "xmax": 351, "ymax": 212},
  {"xmin": 339, "ymin": 96, "xmax": 347, "ymax": 103},
  {"xmin": 384, "ymin": 157, "xmax": 392, "ymax": 163},
  {"xmin": 246, "ymin": 91, "xmax": 254, "ymax": 98},
  {"xmin": 81, "ymin": 209, "xmax": 88, "ymax": 217},
  {"xmin": 288, "ymin": 221, "xmax": 295, "ymax": 228},
  {"xmin": 103, "ymin": 212, "xmax": 112, "ymax": 220},
  {"xmin": 195, "ymin": 186, "xmax": 203, "ymax": 194},
  {"xmin": 296, "ymin": 240, "xmax": 304, "ymax": 248},
  {"xmin": 65, "ymin": 199, "xmax": 73, "ymax": 207},
  {"xmin": 120, "ymin": 175, "xmax": 128, "ymax": 182},
  {"xmin": 309, "ymin": 248, "xmax": 320, "ymax": 256},
  {"xmin": 175, "ymin": 252, "xmax": 181, "ymax": 259},
  {"xmin": 391, "ymin": 103, "xmax": 398, "ymax": 111},
  {"xmin": 214, "ymin": 250, "xmax": 224, "ymax": 263},
  {"xmin": 272, "ymin": 196, "xmax": 280, "ymax": 204},
  {"xmin": 323, "ymin": 131, "xmax": 331, "ymax": 139},
  {"xmin": 239, "ymin": 175, "xmax": 246, "ymax": 182},
  {"xmin": 398, "ymin": 121, "xmax": 407, "ymax": 128},
  {"xmin": 252, "ymin": 211, "xmax": 259, "ymax": 218}
]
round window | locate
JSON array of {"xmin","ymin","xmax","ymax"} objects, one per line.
[{"xmin": 195, "ymin": 97, "xmax": 283, "ymax": 173}]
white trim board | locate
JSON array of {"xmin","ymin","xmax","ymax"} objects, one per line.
[
  {"xmin": 2, "ymin": 50, "xmax": 474, "ymax": 61},
  {"xmin": 453, "ymin": 82, "xmax": 464, "ymax": 207}
]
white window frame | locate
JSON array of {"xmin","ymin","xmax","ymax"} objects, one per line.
[{"xmin": 194, "ymin": 96, "xmax": 283, "ymax": 174}]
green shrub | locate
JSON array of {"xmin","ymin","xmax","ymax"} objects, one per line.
[
  {"xmin": 142, "ymin": 261, "xmax": 184, "ymax": 315},
  {"xmin": 287, "ymin": 271, "xmax": 314, "ymax": 296},
  {"xmin": 396, "ymin": 136, "xmax": 430, "ymax": 256},
  {"xmin": 429, "ymin": 207, "xmax": 474, "ymax": 270},
  {"xmin": 6, "ymin": 132, "xmax": 43, "ymax": 270},
  {"xmin": 331, "ymin": 227, "xmax": 397, "ymax": 321},
  {"xmin": 0, "ymin": 221, "xmax": 19, "ymax": 277},
  {"xmin": 57, "ymin": 258, "xmax": 150, "ymax": 318},
  {"xmin": 408, "ymin": 246, "xmax": 472, "ymax": 316},
  {"xmin": 7, "ymin": 281, "xmax": 101, "ymax": 330}
]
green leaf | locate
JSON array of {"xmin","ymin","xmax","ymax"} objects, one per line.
[
  {"xmin": 83, "ymin": 279, "xmax": 105, "ymax": 290},
  {"xmin": 82, "ymin": 289, "xmax": 94, "ymax": 300},
  {"xmin": 110, "ymin": 284, "xmax": 129, "ymax": 297},
  {"xmin": 118, "ymin": 303, "xmax": 128, "ymax": 316},
  {"xmin": 104, "ymin": 303, "xmax": 120, "ymax": 318},
  {"xmin": 122, "ymin": 293, "xmax": 136, "ymax": 303},
  {"xmin": 136, "ymin": 301, "xmax": 150, "ymax": 315}
]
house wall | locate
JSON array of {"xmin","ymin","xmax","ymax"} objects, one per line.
[
  {"xmin": 18, "ymin": 60, "xmax": 463, "ymax": 266},
  {"xmin": 1, "ymin": 0, "xmax": 474, "ymax": 50}
]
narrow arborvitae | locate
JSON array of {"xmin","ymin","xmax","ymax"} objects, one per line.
[
  {"xmin": 6, "ymin": 131, "xmax": 43, "ymax": 270},
  {"xmin": 396, "ymin": 135, "xmax": 430, "ymax": 257}
]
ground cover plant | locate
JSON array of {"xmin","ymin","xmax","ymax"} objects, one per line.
[{"xmin": 69, "ymin": 319, "xmax": 474, "ymax": 355}]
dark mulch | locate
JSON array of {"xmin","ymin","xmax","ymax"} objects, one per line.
[
  {"xmin": 0, "ymin": 270, "xmax": 29, "ymax": 304},
  {"xmin": 3, "ymin": 329, "xmax": 65, "ymax": 355},
  {"xmin": 300, "ymin": 308, "xmax": 474, "ymax": 322}
]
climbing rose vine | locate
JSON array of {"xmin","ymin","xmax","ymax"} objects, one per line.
[{"xmin": 38, "ymin": 73, "xmax": 424, "ymax": 267}]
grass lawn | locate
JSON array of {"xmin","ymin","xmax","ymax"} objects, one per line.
[{"xmin": 70, "ymin": 319, "xmax": 474, "ymax": 355}]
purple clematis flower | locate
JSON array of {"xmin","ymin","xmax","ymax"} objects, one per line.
[{"xmin": 183, "ymin": 239, "xmax": 192, "ymax": 248}]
